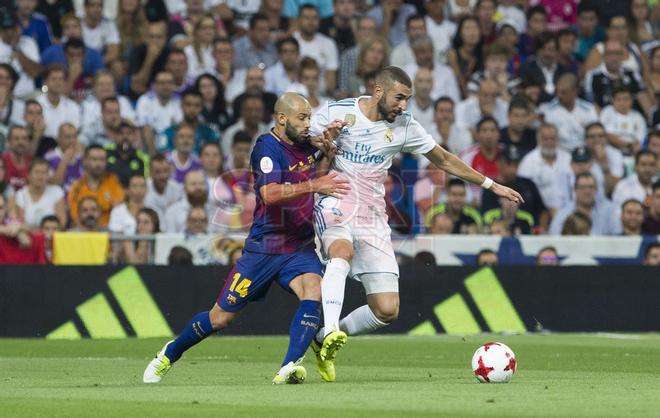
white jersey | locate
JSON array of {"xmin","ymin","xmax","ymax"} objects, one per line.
[{"xmin": 311, "ymin": 97, "xmax": 437, "ymax": 208}]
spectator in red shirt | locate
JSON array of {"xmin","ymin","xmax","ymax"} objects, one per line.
[
  {"xmin": 0, "ymin": 193, "xmax": 45, "ymax": 264},
  {"xmin": 2, "ymin": 126, "xmax": 32, "ymax": 193},
  {"xmin": 460, "ymin": 116, "xmax": 500, "ymax": 205}
]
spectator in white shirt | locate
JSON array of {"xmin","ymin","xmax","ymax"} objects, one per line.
[
  {"xmin": 600, "ymin": 86, "xmax": 648, "ymax": 156},
  {"xmin": 404, "ymin": 35, "xmax": 460, "ymax": 103},
  {"xmin": 164, "ymin": 170, "xmax": 212, "ymax": 233},
  {"xmin": 36, "ymin": 64, "xmax": 81, "ymax": 138},
  {"xmin": 549, "ymin": 172, "xmax": 622, "ymax": 235},
  {"xmin": 517, "ymin": 123, "xmax": 572, "ymax": 212},
  {"xmin": 12, "ymin": 158, "xmax": 66, "ymax": 228},
  {"xmin": 390, "ymin": 14, "xmax": 426, "ymax": 69},
  {"xmin": 455, "ymin": 79, "xmax": 508, "ymax": 131},
  {"xmin": 108, "ymin": 174, "xmax": 147, "ymax": 235},
  {"xmin": 612, "ymin": 150, "xmax": 657, "ymax": 210},
  {"xmin": 185, "ymin": 205, "xmax": 209, "ymax": 235},
  {"xmin": 211, "ymin": 37, "xmax": 247, "ymax": 105},
  {"xmin": 424, "ymin": 0, "xmax": 456, "ymax": 64},
  {"xmin": 584, "ymin": 122, "xmax": 625, "ymax": 197},
  {"xmin": 81, "ymin": 70, "xmax": 135, "ymax": 137},
  {"xmin": 540, "ymin": 73, "xmax": 598, "ymax": 151},
  {"xmin": 145, "ymin": 154, "xmax": 184, "ymax": 222},
  {"xmin": 0, "ymin": 16, "xmax": 41, "ymax": 99},
  {"xmin": 287, "ymin": 56, "xmax": 328, "ymax": 112},
  {"xmin": 294, "ymin": 4, "xmax": 339, "ymax": 96},
  {"xmin": 81, "ymin": 0, "xmax": 120, "ymax": 65},
  {"xmin": 265, "ymin": 37, "xmax": 300, "ymax": 97},
  {"xmin": 429, "ymin": 96, "xmax": 473, "ymax": 156},
  {"xmin": 135, "ymin": 70, "xmax": 183, "ymax": 155},
  {"xmin": 184, "ymin": 13, "xmax": 218, "ymax": 80},
  {"xmin": 81, "ymin": 96, "xmax": 122, "ymax": 146},
  {"xmin": 553, "ymin": 146, "xmax": 607, "ymax": 209},
  {"xmin": 408, "ymin": 67, "xmax": 435, "ymax": 135}
]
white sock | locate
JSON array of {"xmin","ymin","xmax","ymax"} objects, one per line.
[
  {"xmin": 338, "ymin": 305, "xmax": 388, "ymax": 336},
  {"xmin": 321, "ymin": 258, "xmax": 350, "ymax": 337}
]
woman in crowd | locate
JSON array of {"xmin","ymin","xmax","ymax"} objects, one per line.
[
  {"xmin": 342, "ymin": 36, "xmax": 389, "ymax": 97},
  {"xmin": 121, "ymin": 207, "xmax": 160, "ymax": 264},
  {"xmin": 11, "ymin": 159, "xmax": 66, "ymax": 229},
  {"xmin": 629, "ymin": 0, "xmax": 656, "ymax": 48},
  {"xmin": 185, "ymin": 14, "xmax": 218, "ymax": 80},
  {"xmin": 195, "ymin": 73, "xmax": 230, "ymax": 135},
  {"xmin": 115, "ymin": 0, "xmax": 148, "ymax": 79},
  {"xmin": 447, "ymin": 16, "xmax": 484, "ymax": 97}
]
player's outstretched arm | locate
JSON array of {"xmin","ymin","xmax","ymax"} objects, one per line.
[
  {"xmin": 424, "ymin": 145, "xmax": 524, "ymax": 204},
  {"xmin": 260, "ymin": 173, "xmax": 350, "ymax": 206}
]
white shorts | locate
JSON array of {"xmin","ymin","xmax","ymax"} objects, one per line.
[{"xmin": 314, "ymin": 195, "xmax": 399, "ymax": 292}]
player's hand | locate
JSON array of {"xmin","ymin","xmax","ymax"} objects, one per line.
[
  {"xmin": 491, "ymin": 182, "xmax": 524, "ymax": 204},
  {"xmin": 310, "ymin": 131, "xmax": 338, "ymax": 158},
  {"xmin": 312, "ymin": 172, "xmax": 350, "ymax": 198},
  {"xmin": 325, "ymin": 119, "xmax": 347, "ymax": 141}
]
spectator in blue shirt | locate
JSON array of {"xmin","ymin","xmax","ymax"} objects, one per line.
[
  {"xmin": 16, "ymin": 0, "xmax": 53, "ymax": 53},
  {"xmin": 162, "ymin": 89, "xmax": 219, "ymax": 153},
  {"xmin": 40, "ymin": 15, "xmax": 104, "ymax": 81}
]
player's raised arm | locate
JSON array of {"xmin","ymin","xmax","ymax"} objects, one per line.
[{"xmin": 424, "ymin": 144, "xmax": 524, "ymax": 204}]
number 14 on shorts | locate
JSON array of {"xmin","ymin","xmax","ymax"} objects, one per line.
[{"xmin": 229, "ymin": 273, "xmax": 252, "ymax": 298}]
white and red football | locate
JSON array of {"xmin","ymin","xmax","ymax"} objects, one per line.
[{"xmin": 471, "ymin": 342, "xmax": 517, "ymax": 383}]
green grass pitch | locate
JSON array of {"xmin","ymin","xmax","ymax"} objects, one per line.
[{"xmin": 2, "ymin": 334, "xmax": 660, "ymax": 418}]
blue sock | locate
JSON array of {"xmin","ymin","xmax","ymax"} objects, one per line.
[
  {"xmin": 164, "ymin": 311, "xmax": 214, "ymax": 363},
  {"xmin": 282, "ymin": 300, "xmax": 321, "ymax": 366}
]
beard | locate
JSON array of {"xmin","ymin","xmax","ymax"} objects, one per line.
[
  {"xmin": 540, "ymin": 146, "xmax": 556, "ymax": 159},
  {"xmin": 81, "ymin": 216, "xmax": 97, "ymax": 229},
  {"xmin": 377, "ymin": 96, "xmax": 401, "ymax": 123},
  {"xmin": 187, "ymin": 189, "xmax": 208, "ymax": 206},
  {"xmin": 285, "ymin": 121, "xmax": 308, "ymax": 145}
]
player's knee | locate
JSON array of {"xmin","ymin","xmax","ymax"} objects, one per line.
[
  {"xmin": 329, "ymin": 240, "xmax": 353, "ymax": 262},
  {"xmin": 372, "ymin": 299, "xmax": 399, "ymax": 323},
  {"xmin": 209, "ymin": 307, "xmax": 235, "ymax": 330}
]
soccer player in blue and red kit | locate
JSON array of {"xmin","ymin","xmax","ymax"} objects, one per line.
[{"xmin": 143, "ymin": 93, "xmax": 349, "ymax": 384}]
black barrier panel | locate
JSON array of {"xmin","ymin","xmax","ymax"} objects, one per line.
[{"xmin": 0, "ymin": 266, "xmax": 659, "ymax": 338}]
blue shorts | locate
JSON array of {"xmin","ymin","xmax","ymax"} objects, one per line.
[{"xmin": 216, "ymin": 248, "xmax": 324, "ymax": 312}]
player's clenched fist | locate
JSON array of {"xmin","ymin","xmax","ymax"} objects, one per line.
[{"xmin": 311, "ymin": 172, "xmax": 350, "ymax": 198}]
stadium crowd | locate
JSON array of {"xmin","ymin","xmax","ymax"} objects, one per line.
[{"xmin": 0, "ymin": 0, "xmax": 659, "ymax": 264}]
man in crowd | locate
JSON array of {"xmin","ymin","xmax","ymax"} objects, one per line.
[
  {"xmin": 68, "ymin": 144, "xmax": 124, "ymax": 228},
  {"xmin": 145, "ymin": 154, "xmax": 184, "ymax": 222},
  {"xmin": 549, "ymin": 173, "xmax": 620, "ymax": 235}
]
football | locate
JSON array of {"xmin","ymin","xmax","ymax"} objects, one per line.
[{"xmin": 471, "ymin": 342, "xmax": 517, "ymax": 383}]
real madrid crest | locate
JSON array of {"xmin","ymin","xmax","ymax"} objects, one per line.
[
  {"xmin": 344, "ymin": 114, "xmax": 356, "ymax": 128},
  {"xmin": 384, "ymin": 127, "xmax": 393, "ymax": 143}
]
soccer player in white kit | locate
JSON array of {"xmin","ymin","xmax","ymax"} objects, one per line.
[{"xmin": 309, "ymin": 67, "xmax": 523, "ymax": 382}]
